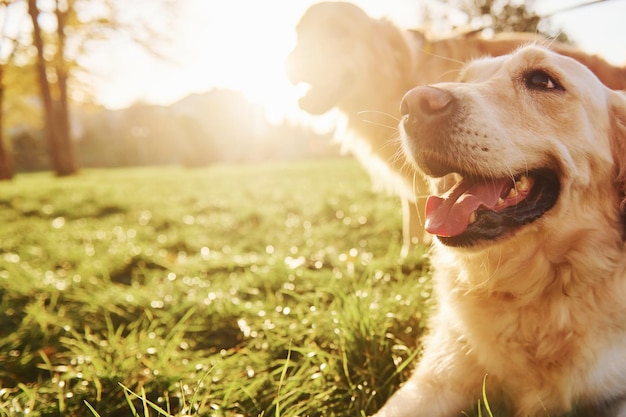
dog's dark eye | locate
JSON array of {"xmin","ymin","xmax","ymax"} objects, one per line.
[{"xmin": 525, "ymin": 70, "xmax": 564, "ymax": 91}]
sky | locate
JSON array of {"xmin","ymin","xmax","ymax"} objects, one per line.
[{"xmin": 81, "ymin": 0, "xmax": 626, "ymax": 118}]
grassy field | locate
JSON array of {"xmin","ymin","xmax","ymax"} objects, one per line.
[{"xmin": 0, "ymin": 158, "xmax": 433, "ymax": 417}]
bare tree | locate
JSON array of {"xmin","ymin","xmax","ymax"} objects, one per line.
[
  {"xmin": 27, "ymin": 0, "xmax": 77, "ymax": 176},
  {"xmin": 0, "ymin": 0, "xmax": 21, "ymax": 180},
  {"xmin": 24, "ymin": 0, "xmax": 175, "ymax": 177}
]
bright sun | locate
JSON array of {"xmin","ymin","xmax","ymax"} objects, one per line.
[{"xmin": 88, "ymin": 0, "xmax": 311, "ymax": 125}]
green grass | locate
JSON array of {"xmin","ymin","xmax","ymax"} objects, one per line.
[{"xmin": 0, "ymin": 158, "xmax": 433, "ymax": 417}]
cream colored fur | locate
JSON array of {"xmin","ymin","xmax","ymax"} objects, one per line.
[
  {"xmin": 375, "ymin": 46, "xmax": 626, "ymax": 417},
  {"xmin": 287, "ymin": 1, "xmax": 626, "ymax": 258}
]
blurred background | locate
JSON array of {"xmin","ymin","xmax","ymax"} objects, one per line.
[{"xmin": 0, "ymin": 0, "xmax": 625, "ymax": 178}]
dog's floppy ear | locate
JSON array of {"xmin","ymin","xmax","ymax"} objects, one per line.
[{"xmin": 610, "ymin": 91, "xmax": 626, "ymax": 226}]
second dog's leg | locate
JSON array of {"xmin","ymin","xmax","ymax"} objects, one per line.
[{"xmin": 400, "ymin": 197, "xmax": 429, "ymax": 258}]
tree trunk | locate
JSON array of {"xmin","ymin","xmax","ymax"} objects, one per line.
[
  {"xmin": 0, "ymin": 65, "xmax": 14, "ymax": 180},
  {"xmin": 54, "ymin": 1, "xmax": 78, "ymax": 175},
  {"xmin": 27, "ymin": 0, "xmax": 77, "ymax": 176}
]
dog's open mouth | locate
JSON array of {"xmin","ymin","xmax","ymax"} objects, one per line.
[{"xmin": 427, "ymin": 169, "xmax": 560, "ymax": 247}]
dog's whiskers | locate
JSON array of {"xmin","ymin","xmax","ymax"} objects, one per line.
[
  {"xmin": 420, "ymin": 47, "xmax": 466, "ymax": 66},
  {"xmin": 358, "ymin": 110, "xmax": 401, "ymax": 131},
  {"xmin": 439, "ymin": 68, "xmax": 464, "ymax": 81},
  {"xmin": 361, "ymin": 119, "xmax": 399, "ymax": 131}
]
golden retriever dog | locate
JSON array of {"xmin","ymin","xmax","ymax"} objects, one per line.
[
  {"xmin": 286, "ymin": 1, "xmax": 626, "ymax": 258},
  {"xmin": 374, "ymin": 45, "xmax": 626, "ymax": 417}
]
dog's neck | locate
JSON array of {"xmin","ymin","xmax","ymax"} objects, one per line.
[{"xmin": 433, "ymin": 226, "xmax": 625, "ymax": 303}]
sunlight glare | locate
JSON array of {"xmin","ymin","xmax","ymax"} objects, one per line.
[
  {"xmin": 88, "ymin": 0, "xmax": 312, "ymax": 125},
  {"xmin": 180, "ymin": 1, "xmax": 314, "ymax": 124}
]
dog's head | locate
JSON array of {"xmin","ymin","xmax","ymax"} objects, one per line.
[
  {"xmin": 286, "ymin": 1, "xmax": 413, "ymax": 116},
  {"xmin": 400, "ymin": 46, "xmax": 626, "ymax": 248}
]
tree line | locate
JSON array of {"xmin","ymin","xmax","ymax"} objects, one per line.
[
  {"xmin": 12, "ymin": 89, "xmax": 335, "ymax": 171},
  {"xmin": 0, "ymin": 0, "xmax": 581, "ymax": 180}
]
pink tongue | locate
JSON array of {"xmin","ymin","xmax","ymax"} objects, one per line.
[{"xmin": 425, "ymin": 178, "xmax": 511, "ymax": 237}]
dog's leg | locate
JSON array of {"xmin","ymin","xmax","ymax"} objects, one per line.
[
  {"xmin": 400, "ymin": 197, "xmax": 428, "ymax": 258},
  {"xmin": 373, "ymin": 378, "xmax": 468, "ymax": 417},
  {"xmin": 400, "ymin": 197, "xmax": 413, "ymax": 259},
  {"xmin": 373, "ymin": 324, "xmax": 483, "ymax": 417}
]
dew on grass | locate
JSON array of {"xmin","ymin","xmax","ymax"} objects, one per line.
[
  {"xmin": 284, "ymin": 255, "xmax": 305, "ymax": 269},
  {"xmin": 3, "ymin": 253, "xmax": 20, "ymax": 263},
  {"xmin": 84, "ymin": 243, "xmax": 95, "ymax": 256},
  {"xmin": 205, "ymin": 291, "xmax": 217, "ymax": 301},
  {"xmin": 51, "ymin": 217, "xmax": 65, "ymax": 229},
  {"xmin": 71, "ymin": 355, "xmax": 90, "ymax": 365},
  {"xmin": 285, "ymin": 213, "xmax": 299, "ymax": 229},
  {"xmin": 237, "ymin": 318, "xmax": 251, "ymax": 337},
  {"xmin": 138, "ymin": 210, "xmax": 152, "ymax": 225}
]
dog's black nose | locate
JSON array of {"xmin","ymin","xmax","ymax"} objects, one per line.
[{"xmin": 400, "ymin": 86, "xmax": 455, "ymax": 118}]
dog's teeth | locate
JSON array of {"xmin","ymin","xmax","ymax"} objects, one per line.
[
  {"xmin": 469, "ymin": 211, "xmax": 477, "ymax": 224},
  {"xmin": 516, "ymin": 175, "xmax": 530, "ymax": 192},
  {"xmin": 497, "ymin": 197, "xmax": 505, "ymax": 205},
  {"xmin": 508, "ymin": 187, "xmax": 518, "ymax": 198}
]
